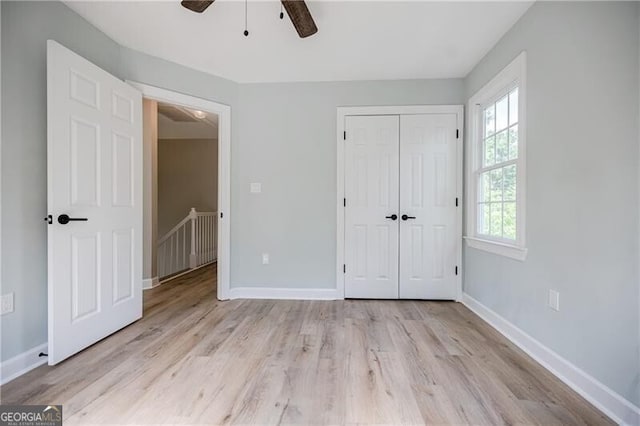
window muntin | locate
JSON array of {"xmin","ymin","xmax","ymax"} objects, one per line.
[{"xmin": 477, "ymin": 87, "xmax": 519, "ymax": 241}]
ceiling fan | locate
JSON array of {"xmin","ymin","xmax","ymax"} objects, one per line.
[{"xmin": 181, "ymin": 0, "xmax": 318, "ymax": 38}]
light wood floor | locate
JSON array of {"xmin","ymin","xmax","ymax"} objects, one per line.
[{"xmin": 2, "ymin": 264, "xmax": 612, "ymax": 425}]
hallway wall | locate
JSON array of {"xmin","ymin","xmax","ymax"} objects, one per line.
[{"xmin": 157, "ymin": 138, "xmax": 218, "ymax": 237}]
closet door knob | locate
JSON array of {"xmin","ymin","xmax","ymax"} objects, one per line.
[
  {"xmin": 385, "ymin": 214, "xmax": 398, "ymax": 221},
  {"xmin": 401, "ymin": 214, "xmax": 416, "ymax": 221}
]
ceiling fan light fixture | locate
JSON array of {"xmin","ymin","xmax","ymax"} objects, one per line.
[
  {"xmin": 193, "ymin": 110, "xmax": 207, "ymax": 119},
  {"xmin": 180, "ymin": 0, "xmax": 317, "ymax": 39}
]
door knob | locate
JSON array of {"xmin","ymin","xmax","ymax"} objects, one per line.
[
  {"xmin": 57, "ymin": 214, "xmax": 88, "ymax": 225},
  {"xmin": 385, "ymin": 214, "xmax": 398, "ymax": 221},
  {"xmin": 401, "ymin": 214, "xmax": 416, "ymax": 221}
]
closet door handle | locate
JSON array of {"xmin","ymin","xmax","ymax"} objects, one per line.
[
  {"xmin": 401, "ymin": 214, "xmax": 416, "ymax": 221},
  {"xmin": 385, "ymin": 214, "xmax": 398, "ymax": 221}
]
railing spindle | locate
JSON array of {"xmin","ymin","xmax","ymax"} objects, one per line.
[{"xmin": 157, "ymin": 209, "xmax": 217, "ymax": 280}]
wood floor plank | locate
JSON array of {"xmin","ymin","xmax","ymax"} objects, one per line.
[{"xmin": 1, "ymin": 265, "xmax": 614, "ymax": 425}]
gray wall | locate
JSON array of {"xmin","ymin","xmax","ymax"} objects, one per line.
[
  {"xmin": 0, "ymin": 1, "xmax": 464, "ymax": 361},
  {"xmin": 158, "ymin": 138, "xmax": 218, "ymax": 237},
  {"xmin": 120, "ymin": 46, "xmax": 239, "ymax": 112},
  {"xmin": 1, "ymin": 1, "xmax": 122, "ymax": 361},
  {"xmin": 234, "ymin": 81, "xmax": 464, "ymax": 288},
  {"xmin": 463, "ymin": 1, "xmax": 640, "ymax": 406},
  {"xmin": 119, "ymin": 50, "xmax": 465, "ymax": 288}
]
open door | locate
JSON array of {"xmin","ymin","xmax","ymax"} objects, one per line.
[{"xmin": 47, "ymin": 41, "xmax": 143, "ymax": 364}]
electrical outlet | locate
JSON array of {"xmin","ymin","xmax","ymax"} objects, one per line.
[
  {"xmin": 250, "ymin": 183, "xmax": 262, "ymax": 193},
  {"xmin": 262, "ymin": 253, "xmax": 269, "ymax": 265},
  {"xmin": 548, "ymin": 289, "xmax": 560, "ymax": 311},
  {"xmin": 1, "ymin": 293, "xmax": 14, "ymax": 315}
]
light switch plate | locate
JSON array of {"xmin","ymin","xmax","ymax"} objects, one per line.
[
  {"xmin": 250, "ymin": 183, "xmax": 262, "ymax": 193},
  {"xmin": 262, "ymin": 253, "xmax": 269, "ymax": 265},
  {"xmin": 1, "ymin": 293, "xmax": 14, "ymax": 315},
  {"xmin": 548, "ymin": 289, "xmax": 560, "ymax": 311}
]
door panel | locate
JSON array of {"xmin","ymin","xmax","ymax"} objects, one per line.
[
  {"xmin": 48, "ymin": 40, "xmax": 143, "ymax": 364},
  {"xmin": 344, "ymin": 116, "xmax": 399, "ymax": 299},
  {"xmin": 70, "ymin": 118, "xmax": 100, "ymax": 206},
  {"xmin": 71, "ymin": 233, "xmax": 100, "ymax": 320},
  {"xmin": 399, "ymin": 114, "xmax": 458, "ymax": 299},
  {"xmin": 113, "ymin": 229, "xmax": 134, "ymax": 304}
]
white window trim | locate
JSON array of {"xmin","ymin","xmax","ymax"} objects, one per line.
[{"xmin": 465, "ymin": 51, "xmax": 528, "ymax": 261}]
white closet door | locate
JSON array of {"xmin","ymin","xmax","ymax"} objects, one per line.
[
  {"xmin": 399, "ymin": 114, "xmax": 458, "ymax": 300},
  {"xmin": 344, "ymin": 116, "xmax": 400, "ymax": 299}
]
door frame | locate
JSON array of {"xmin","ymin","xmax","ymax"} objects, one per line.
[
  {"xmin": 336, "ymin": 105, "xmax": 464, "ymax": 301},
  {"xmin": 128, "ymin": 81, "xmax": 231, "ymax": 301}
]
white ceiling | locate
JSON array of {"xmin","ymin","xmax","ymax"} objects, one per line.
[
  {"xmin": 158, "ymin": 102, "xmax": 218, "ymax": 139},
  {"xmin": 65, "ymin": 1, "xmax": 533, "ymax": 83}
]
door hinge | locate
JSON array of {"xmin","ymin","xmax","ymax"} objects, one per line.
[
  {"xmin": 343, "ymin": 264, "xmax": 346, "ymax": 274},
  {"xmin": 343, "ymin": 198, "xmax": 346, "ymax": 207},
  {"xmin": 455, "ymin": 266, "xmax": 459, "ymax": 276},
  {"xmin": 220, "ymin": 212, "xmax": 223, "ymax": 218},
  {"xmin": 343, "ymin": 131, "xmax": 346, "ymax": 140},
  {"xmin": 456, "ymin": 129, "xmax": 459, "ymax": 139},
  {"xmin": 455, "ymin": 197, "xmax": 459, "ymax": 207}
]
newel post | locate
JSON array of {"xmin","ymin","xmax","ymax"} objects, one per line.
[{"xmin": 189, "ymin": 208, "xmax": 198, "ymax": 269}]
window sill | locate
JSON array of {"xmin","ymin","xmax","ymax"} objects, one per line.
[{"xmin": 464, "ymin": 237, "xmax": 528, "ymax": 261}]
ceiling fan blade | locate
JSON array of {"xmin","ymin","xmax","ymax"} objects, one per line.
[
  {"xmin": 281, "ymin": 0, "xmax": 318, "ymax": 38},
  {"xmin": 181, "ymin": 0, "xmax": 214, "ymax": 13}
]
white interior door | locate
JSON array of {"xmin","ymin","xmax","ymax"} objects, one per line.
[
  {"xmin": 344, "ymin": 116, "xmax": 400, "ymax": 299},
  {"xmin": 399, "ymin": 114, "xmax": 458, "ymax": 299},
  {"xmin": 47, "ymin": 40, "xmax": 143, "ymax": 364}
]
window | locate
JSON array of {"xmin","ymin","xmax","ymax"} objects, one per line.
[{"xmin": 466, "ymin": 52, "xmax": 527, "ymax": 261}]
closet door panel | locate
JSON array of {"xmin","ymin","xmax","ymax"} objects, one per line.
[
  {"xmin": 399, "ymin": 114, "xmax": 458, "ymax": 299},
  {"xmin": 344, "ymin": 115, "xmax": 400, "ymax": 299}
]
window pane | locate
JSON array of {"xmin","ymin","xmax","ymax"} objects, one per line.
[
  {"xmin": 483, "ymin": 136, "xmax": 495, "ymax": 167},
  {"xmin": 490, "ymin": 202, "xmax": 503, "ymax": 238},
  {"xmin": 503, "ymin": 164, "xmax": 517, "ymax": 201},
  {"xmin": 480, "ymin": 171, "xmax": 491, "ymax": 202},
  {"xmin": 503, "ymin": 202, "xmax": 516, "ymax": 240},
  {"xmin": 508, "ymin": 125, "xmax": 518, "ymax": 160},
  {"xmin": 476, "ymin": 84, "xmax": 521, "ymax": 242},
  {"xmin": 490, "ymin": 168, "xmax": 502, "ymax": 202},
  {"xmin": 495, "ymin": 130, "xmax": 508, "ymax": 163},
  {"xmin": 484, "ymin": 105, "xmax": 495, "ymax": 137},
  {"xmin": 509, "ymin": 88, "xmax": 519, "ymax": 125},
  {"xmin": 495, "ymin": 95, "xmax": 508, "ymax": 132},
  {"xmin": 478, "ymin": 203, "xmax": 490, "ymax": 235}
]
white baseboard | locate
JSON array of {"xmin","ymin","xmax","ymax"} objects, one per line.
[
  {"xmin": 142, "ymin": 276, "xmax": 160, "ymax": 290},
  {"xmin": 229, "ymin": 286, "xmax": 342, "ymax": 300},
  {"xmin": 462, "ymin": 293, "xmax": 640, "ymax": 426},
  {"xmin": 1, "ymin": 343, "xmax": 48, "ymax": 385}
]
